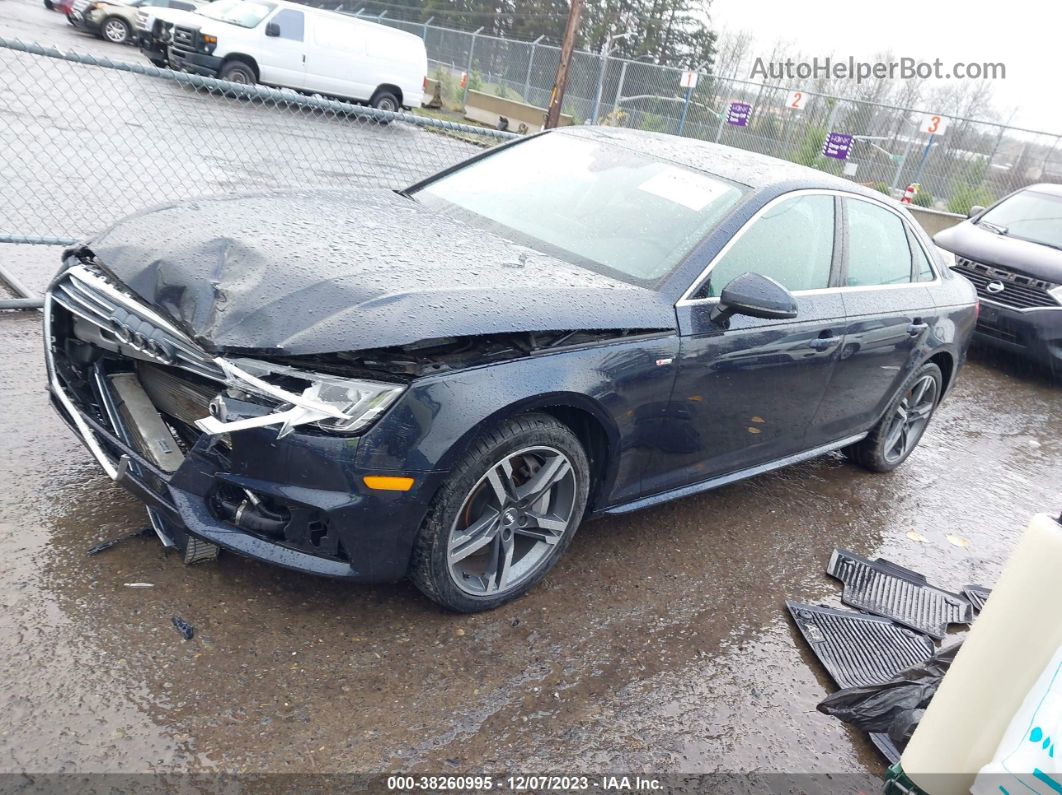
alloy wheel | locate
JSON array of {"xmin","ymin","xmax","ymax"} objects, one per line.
[
  {"xmin": 103, "ymin": 19, "xmax": 128, "ymax": 43},
  {"xmin": 882, "ymin": 374, "xmax": 939, "ymax": 464},
  {"xmin": 447, "ymin": 446, "xmax": 577, "ymax": 597}
]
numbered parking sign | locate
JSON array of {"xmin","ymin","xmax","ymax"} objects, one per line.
[
  {"xmin": 921, "ymin": 113, "xmax": 949, "ymax": 135},
  {"xmin": 785, "ymin": 89, "xmax": 808, "ymax": 110},
  {"xmin": 680, "ymin": 71, "xmax": 698, "ymax": 89}
]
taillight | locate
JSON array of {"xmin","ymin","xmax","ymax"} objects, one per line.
[{"xmin": 422, "ymin": 75, "xmax": 428, "ymax": 91}]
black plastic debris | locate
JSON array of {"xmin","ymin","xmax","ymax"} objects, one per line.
[
  {"xmin": 817, "ymin": 643, "xmax": 961, "ymax": 752},
  {"xmin": 963, "ymin": 585, "xmax": 992, "ymax": 612},
  {"xmin": 171, "ymin": 616, "xmax": 195, "ymax": 640},
  {"xmin": 787, "ymin": 601, "xmax": 935, "ymax": 688},
  {"xmin": 86, "ymin": 527, "xmax": 153, "ymax": 556},
  {"xmin": 787, "ymin": 601, "xmax": 937, "ymax": 764},
  {"xmin": 826, "ymin": 549, "xmax": 973, "ymax": 639}
]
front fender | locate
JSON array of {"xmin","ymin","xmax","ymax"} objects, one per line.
[{"xmin": 355, "ymin": 335, "xmax": 680, "ymax": 506}]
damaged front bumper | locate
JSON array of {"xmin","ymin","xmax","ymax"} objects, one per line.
[{"xmin": 44, "ymin": 265, "xmax": 438, "ymax": 582}]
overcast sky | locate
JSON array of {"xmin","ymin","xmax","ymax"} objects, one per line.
[{"xmin": 708, "ymin": 0, "xmax": 1062, "ymax": 134}]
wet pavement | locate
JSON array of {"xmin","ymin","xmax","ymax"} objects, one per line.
[
  {"xmin": 1, "ymin": 247, "xmax": 1060, "ymax": 776},
  {"xmin": 1, "ymin": 0, "xmax": 482, "ymax": 242}
]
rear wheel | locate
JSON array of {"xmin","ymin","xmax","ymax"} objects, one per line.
[
  {"xmin": 101, "ymin": 16, "xmax": 131, "ymax": 44},
  {"xmin": 149, "ymin": 57, "xmax": 167, "ymax": 68},
  {"xmin": 844, "ymin": 362, "xmax": 942, "ymax": 472},
  {"xmin": 370, "ymin": 89, "xmax": 401, "ymax": 113},
  {"xmin": 410, "ymin": 413, "xmax": 589, "ymax": 612}
]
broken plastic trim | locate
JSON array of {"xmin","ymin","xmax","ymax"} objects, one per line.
[{"xmin": 194, "ymin": 357, "xmax": 406, "ymax": 439}]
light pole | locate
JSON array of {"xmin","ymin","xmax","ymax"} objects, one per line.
[
  {"xmin": 590, "ymin": 31, "xmax": 630, "ymax": 124},
  {"xmin": 461, "ymin": 26, "xmax": 484, "ymax": 108},
  {"xmin": 523, "ymin": 35, "xmax": 545, "ymax": 102},
  {"xmin": 612, "ymin": 54, "xmax": 653, "ymax": 118}
]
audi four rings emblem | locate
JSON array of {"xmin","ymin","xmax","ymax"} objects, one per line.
[
  {"xmin": 986, "ymin": 280, "xmax": 1005, "ymax": 294},
  {"xmin": 107, "ymin": 311, "xmax": 178, "ymax": 365}
]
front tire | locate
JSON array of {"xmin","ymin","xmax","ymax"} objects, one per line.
[
  {"xmin": 219, "ymin": 60, "xmax": 256, "ymax": 86},
  {"xmin": 100, "ymin": 16, "xmax": 131, "ymax": 44},
  {"xmin": 844, "ymin": 362, "xmax": 942, "ymax": 472},
  {"xmin": 410, "ymin": 413, "xmax": 590, "ymax": 613}
]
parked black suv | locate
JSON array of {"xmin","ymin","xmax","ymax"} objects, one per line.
[
  {"xmin": 935, "ymin": 184, "xmax": 1062, "ymax": 375},
  {"xmin": 43, "ymin": 128, "xmax": 977, "ymax": 611}
]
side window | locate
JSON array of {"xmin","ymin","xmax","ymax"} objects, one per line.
[
  {"xmin": 171, "ymin": 0, "xmax": 196, "ymax": 9},
  {"xmin": 701, "ymin": 194, "xmax": 835, "ymax": 297},
  {"xmin": 271, "ymin": 9, "xmax": 304, "ymax": 41},
  {"xmin": 846, "ymin": 199, "xmax": 913, "ymax": 286},
  {"xmin": 907, "ymin": 228, "xmax": 937, "ymax": 282}
]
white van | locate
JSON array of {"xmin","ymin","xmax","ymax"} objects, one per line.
[{"xmin": 168, "ymin": 0, "xmax": 427, "ymax": 111}]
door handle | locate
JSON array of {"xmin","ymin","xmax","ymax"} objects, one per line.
[
  {"xmin": 907, "ymin": 320, "xmax": 929, "ymax": 337},
  {"xmin": 809, "ymin": 334, "xmax": 838, "ymax": 350}
]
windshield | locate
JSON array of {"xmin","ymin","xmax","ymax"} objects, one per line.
[
  {"xmin": 411, "ymin": 132, "xmax": 747, "ymax": 285},
  {"xmin": 978, "ymin": 189, "xmax": 1062, "ymax": 250},
  {"xmin": 197, "ymin": 0, "xmax": 275, "ymax": 27}
]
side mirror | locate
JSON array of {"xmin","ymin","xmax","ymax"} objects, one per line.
[
  {"xmin": 265, "ymin": 21, "xmax": 280, "ymax": 36},
  {"xmin": 967, "ymin": 205, "xmax": 985, "ymax": 219},
  {"xmin": 709, "ymin": 272, "xmax": 798, "ymax": 325}
]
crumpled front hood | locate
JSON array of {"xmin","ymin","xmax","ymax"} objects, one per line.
[{"xmin": 84, "ymin": 189, "xmax": 674, "ymax": 355}]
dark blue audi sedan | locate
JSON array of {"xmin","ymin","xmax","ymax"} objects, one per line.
[{"xmin": 44, "ymin": 127, "xmax": 977, "ymax": 611}]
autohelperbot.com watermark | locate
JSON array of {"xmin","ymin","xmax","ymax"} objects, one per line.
[{"xmin": 750, "ymin": 56, "xmax": 1006, "ymax": 83}]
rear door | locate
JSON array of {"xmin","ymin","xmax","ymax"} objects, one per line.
[
  {"xmin": 645, "ymin": 192, "xmax": 848, "ymax": 496},
  {"xmin": 256, "ymin": 7, "xmax": 307, "ymax": 90},
  {"xmin": 811, "ymin": 196, "xmax": 938, "ymax": 441}
]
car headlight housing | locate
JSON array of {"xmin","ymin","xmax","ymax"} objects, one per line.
[
  {"xmin": 1049, "ymin": 284, "xmax": 1062, "ymax": 305},
  {"xmin": 195, "ymin": 357, "xmax": 406, "ymax": 438}
]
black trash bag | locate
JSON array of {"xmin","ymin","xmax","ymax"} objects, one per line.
[{"xmin": 817, "ymin": 642, "xmax": 962, "ymax": 749}]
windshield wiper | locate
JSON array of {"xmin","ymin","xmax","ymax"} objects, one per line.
[{"xmin": 977, "ymin": 220, "xmax": 1008, "ymax": 235}]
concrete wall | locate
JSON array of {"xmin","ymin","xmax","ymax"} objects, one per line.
[
  {"xmin": 463, "ymin": 90, "xmax": 573, "ymax": 133},
  {"xmin": 907, "ymin": 206, "xmax": 966, "ymax": 237}
]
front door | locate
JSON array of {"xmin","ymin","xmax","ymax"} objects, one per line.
[
  {"xmin": 642, "ymin": 192, "xmax": 848, "ymax": 497},
  {"xmin": 257, "ymin": 8, "xmax": 307, "ymax": 90}
]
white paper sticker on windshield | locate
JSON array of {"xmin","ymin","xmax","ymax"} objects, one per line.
[{"xmin": 637, "ymin": 169, "xmax": 726, "ymax": 212}]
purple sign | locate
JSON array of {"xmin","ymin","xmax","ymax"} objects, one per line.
[
  {"xmin": 822, "ymin": 132, "xmax": 853, "ymax": 160},
  {"xmin": 726, "ymin": 101, "xmax": 751, "ymax": 127}
]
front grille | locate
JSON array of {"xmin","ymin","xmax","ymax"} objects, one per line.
[
  {"xmin": 172, "ymin": 25, "xmax": 195, "ymax": 47},
  {"xmin": 50, "ymin": 265, "xmax": 224, "ymax": 381},
  {"xmin": 954, "ymin": 257, "xmax": 1061, "ymax": 310}
]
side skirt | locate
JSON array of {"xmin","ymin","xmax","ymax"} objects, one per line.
[{"xmin": 602, "ymin": 433, "xmax": 868, "ymax": 516}]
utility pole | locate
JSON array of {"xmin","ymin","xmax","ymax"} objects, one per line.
[{"xmin": 545, "ymin": 0, "xmax": 584, "ymax": 129}]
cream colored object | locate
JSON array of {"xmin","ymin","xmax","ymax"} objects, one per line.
[{"xmin": 902, "ymin": 513, "xmax": 1062, "ymax": 795}]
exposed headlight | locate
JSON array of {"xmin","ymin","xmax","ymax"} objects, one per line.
[
  {"xmin": 1049, "ymin": 284, "xmax": 1062, "ymax": 305},
  {"xmin": 195, "ymin": 357, "xmax": 405, "ymax": 438}
]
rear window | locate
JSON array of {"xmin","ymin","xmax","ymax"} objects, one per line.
[{"xmin": 411, "ymin": 133, "xmax": 747, "ymax": 285}]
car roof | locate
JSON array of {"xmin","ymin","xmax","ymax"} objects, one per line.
[
  {"xmin": 557, "ymin": 125, "xmax": 886, "ymax": 199},
  {"xmin": 1024, "ymin": 183, "xmax": 1062, "ymax": 197}
]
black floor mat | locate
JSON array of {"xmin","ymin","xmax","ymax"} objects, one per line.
[
  {"xmin": 826, "ymin": 549, "xmax": 973, "ymax": 639},
  {"xmin": 963, "ymin": 585, "xmax": 991, "ymax": 612},
  {"xmin": 787, "ymin": 601, "xmax": 936, "ymax": 688},
  {"xmin": 787, "ymin": 601, "xmax": 933, "ymax": 765}
]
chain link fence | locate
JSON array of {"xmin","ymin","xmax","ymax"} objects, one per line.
[
  {"xmin": 355, "ymin": 13, "xmax": 1062, "ymax": 214},
  {"xmin": 0, "ymin": 36, "xmax": 515, "ymax": 245}
]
